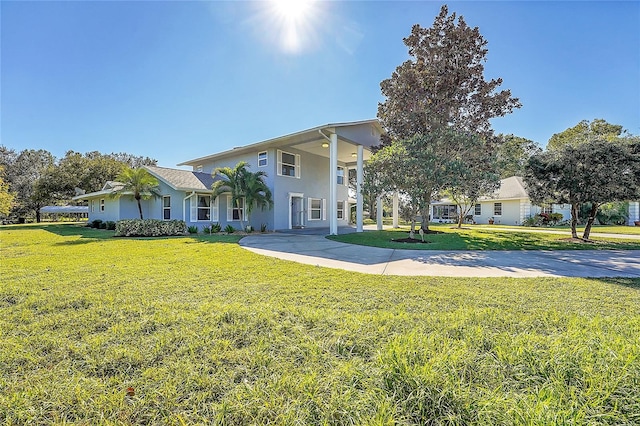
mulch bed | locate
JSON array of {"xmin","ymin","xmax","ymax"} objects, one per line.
[{"xmin": 392, "ymin": 238, "xmax": 431, "ymax": 244}]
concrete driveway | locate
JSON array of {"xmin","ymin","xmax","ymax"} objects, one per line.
[{"xmin": 239, "ymin": 233, "xmax": 640, "ymax": 278}]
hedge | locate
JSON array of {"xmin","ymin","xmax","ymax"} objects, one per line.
[{"xmin": 115, "ymin": 219, "xmax": 187, "ymax": 237}]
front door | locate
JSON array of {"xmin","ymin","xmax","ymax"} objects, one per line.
[{"xmin": 291, "ymin": 196, "xmax": 304, "ymax": 228}]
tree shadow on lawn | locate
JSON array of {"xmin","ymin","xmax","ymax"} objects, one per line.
[{"xmin": 14, "ymin": 223, "xmax": 242, "ymax": 245}]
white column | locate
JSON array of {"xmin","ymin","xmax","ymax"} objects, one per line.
[
  {"xmin": 356, "ymin": 145, "xmax": 364, "ymax": 233},
  {"xmin": 376, "ymin": 195, "xmax": 383, "ymax": 231},
  {"xmin": 392, "ymin": 191, "xmax": 399, "ymax": 228},
  {"xmin": 329, "ymin": 133, "xmax": 338, "ymax": 235},
  {"xmin": 629, "ymin": 201, "xmax": 639, "ymax": 226}
]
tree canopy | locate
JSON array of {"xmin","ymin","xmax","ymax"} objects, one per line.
[
  {"xmin": 377, "ymin": 5, "xmax": 520, "ymax": 140},
  {"xmin": 525, "ymin": 138, "xmax": 640, "ymax": 239},
  {"xmin": 211, "ymin": 162, "xmax": 273, "ymax": 232},
  {"xmin": 495, "ymin": 134, "xmax": 541, "ymax": 178},
  {"xmin": 110, "ymin": 167, "xmax": 161, "ymax": 220},
  {"xmin": 547, "ymin": 119, "xmax": 625, "ymax": 150}
]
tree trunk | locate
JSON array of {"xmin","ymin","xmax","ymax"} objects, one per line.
[
  {"xmin": 236, "ymin": 198, "xmax": 245, "ymax": 232},
  {"xmin": 420, "ymin": 195, "xmax": 431, "ymax": 232},
  {"xmin": 457, "ymin": 208, "xmax": 464, "ymax": 228},
  {"xmin": 136, "ymin": 196, "xmax": 144, "ymax": 219},
  {"xmin": 35, "ymin": 209, "xmax": 41, "ymax": 223},
  {"xmin": 582, "ymin": 202, "xmax": 600, "ymax": 240},
  {"xmin": 570, "ymin": 203, "xmax": 579, "ymax": 239}
]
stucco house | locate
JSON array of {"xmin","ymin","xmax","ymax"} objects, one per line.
[
  {"xmin": 74, "ymin": 120, "xmax": 384, "ymax": 234},
  {"xmin": 430, "ymin": 176, "xmax": 572, "ymax": 226},
  {"xmin": 430, "ymin": 176, "xmax": 640, "ymax": 226}
]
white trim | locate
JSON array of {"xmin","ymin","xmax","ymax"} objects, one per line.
[
  {"xmin": 193, "ymin": 194, "xmax": 213, "ymax": 222},
  {"xmin": 226, "ymin": 195, "xmax": 246, "ymax": 222},
  {"xmin": 277, "ymin": 150, "xmax": 299, "ymax": 178},
  {"xmin": 308, "ymin": 198, "xmax": 322, "ymax": 221},
  {"xmin": 212, "ymin": 196, "xmax": 219, "ymax": 222},
  {"xmin": 162, "ymin": 195, "xmax": 171, "ymax": 220},
  {"xmin": 288, "ymin": 192, "xmax": 304, "ymax": 229},
  {"xmin": 257, "ymin": 151, "xmax": 267, "ymax": 167}
]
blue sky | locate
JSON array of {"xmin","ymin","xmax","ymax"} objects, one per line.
[{"xmin": 2, "ymin": 1, "xmax": 639, "ymax": 168}]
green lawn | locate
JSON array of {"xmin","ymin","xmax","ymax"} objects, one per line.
[
  {"xmin": 2, "ymin": 224, "xmax": 640, "ymax": 424},
  {"xmin": 475, "ymin": 223, "xmax": 640, "ymax": 235},
  {"xmin": 330, "ymin": 225, "xmax": 640, "ymax": 250}
]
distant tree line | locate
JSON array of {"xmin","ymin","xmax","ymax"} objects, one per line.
[{"xmin": 0, "ymin": 147, "xmax": 156, "ymax": 222}]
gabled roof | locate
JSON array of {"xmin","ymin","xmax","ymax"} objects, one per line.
[
  {"xmin": 177, "ymin": 119, "xmax": 383, "ymax": 167},
  {"xmin": 143, "ymin": 165, "xmax": 220, "ymax": 191},
  {"xmin": 491, "ymin": 176, "xmax": 528, "ymax": 200}
]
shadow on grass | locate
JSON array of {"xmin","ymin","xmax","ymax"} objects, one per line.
[{"xmin": 4, "ymin": 223, "xmax": 243, "ymax": 245}]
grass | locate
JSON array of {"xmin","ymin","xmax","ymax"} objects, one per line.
[
  {"xmin": 1, "ymin": 224, "xmax": 640, "ymax": 424},
  {"xmin": 329, "ymin": 225, "xmax": 640, "ymax": 250},
  {"xmin": 477, "ymin": 223, "xmax": 640, "ymax": 235}
]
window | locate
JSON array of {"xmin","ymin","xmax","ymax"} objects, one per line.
[
  {"xmin": 277, "ymin": 150, "xmax": 300, "ymax": 178},
  {"xmin": 163, "ymin": 196, "xmax": 171, "ymax": 220},
  {"xmin": 337, "ymin": 167, "xmax": 345, "ymax": 185},
  {"xmin": 197, "ymin": 195, "xmax": 211, "ymax": 221},
  {"xmin": 100, "ymin": 199, "xmax": 105, "ymax": 212},
  {"xmin": 433, "ymin": 205, "xmax": 457, "ymax": 220},
  {"xmin": 494, "ymin": 202, "xmax": 502, "ymax": 216},
  {"xmin": 196, "ymin": 165, "xmax": 203, "ymax": 172},
  {"xmin": 227, "ymin": 196, "xmax": 246, "ymax": 221},
  {"xmin": 474, "ymin": 203, "xmax": 481, "ymax": 216},
  {"xmin": 258, "ymin": 151, "xmax": 267, "ymax": 167},
  {"xmin": 541, "ymin": 204, "xmax": 553, "ymax": 214},
  {"xmin": 309, "ymin": 198, "xmax": 323, "ymax": 220},
  {"xmin": 337, "ymin": 201, "xmax": 344, "ymax": 219}
]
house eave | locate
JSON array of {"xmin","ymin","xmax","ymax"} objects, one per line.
[{"xmin": 177, "ymin": 119, "xmax": 383, "ymax": 167}]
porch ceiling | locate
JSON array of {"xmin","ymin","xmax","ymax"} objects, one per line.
[{"xmin": 289, "ymin": 136, "xmax": 372, "ymax": 165}]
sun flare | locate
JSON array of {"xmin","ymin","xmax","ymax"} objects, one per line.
[{"xmin": 265, "ymin": 0, "xmax": 320, "ymax": 54}]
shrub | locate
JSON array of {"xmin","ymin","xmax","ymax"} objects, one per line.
[
  {"xmin": 201, "ymin": 225, "xmax": 211, "ymax": 234},
  {"xmin": 211, "ymin": 223, "xmax": 221, "ymax": 233},
  {"xmin": 260, "ymin": 223, "xmax": 268, "ymax": 233},
  {"xmin": 187, "ymin": 226, "xmax": 199, "ymax": 234},
  {"xmin": 99, "ymin": 222, "xmax": 107, "ymax": 229},
  {"xmin": 115, "ymin": 219, "xmax": 187, "ymax": 237},
  {"xmin": 548, "ymin": 213, "xmax": 564, "ymax": 225},
  {"xmin": 91, "ymin": 219, "xmax": 103, "ymax": 229},
  {"xmin": 224, "ymin": 224, "xmax": 235, "ymax": 234},
  {"xmin": 106, "ymin": 221, "xmax": 116, "ymax": 230},
  {"xmin": 245, "ymin": 225, "xmax": 253, "ymax": 233}
]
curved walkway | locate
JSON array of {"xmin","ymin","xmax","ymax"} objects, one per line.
[{"xmin": 240, "ymin": 233, "xmax": 640, "ymax": 278}]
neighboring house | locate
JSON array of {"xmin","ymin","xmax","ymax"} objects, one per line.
[
  {"xmin": 74, "ymin": 120, "xmax": 384, "ymax": 234},
  {"xmin": 431, "ymin": 176, "xmax": 572, "ymax": 225}
]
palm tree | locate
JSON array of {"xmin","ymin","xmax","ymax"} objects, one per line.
[
  {"xmin": 211, "ymin": 162, "xmax": 273, "ymax": 231},
  {"xmin": 111, "ymin": 167, "xmax": 161, "ymax": 219}
]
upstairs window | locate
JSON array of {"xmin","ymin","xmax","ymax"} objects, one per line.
[
  {"xmin": 277, "ymin": 150, "xmax": 300, "ymax": 178},
  {"xmin": 258, "ymin": 151, "xmax": 267, "ymax": 167},
  {"xmin": 337, "ymin": 167, "xmax": 345, "ymax": 185},
  {"xmin": 196, "ymin": 165, "xmax": 203, "ymax": 172}
]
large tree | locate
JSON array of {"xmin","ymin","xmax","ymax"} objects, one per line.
[
  {"xmin": 374, "ymin": 5, "xmax": 519, "ymax": 230},
  {"xmin": 525, "ymin": 138, "xmax": 640, "ymax": 240},
  {"xmin": 110, "ymin": 167, "xmax": 161, "ymax": 219},
  {"xmin": 378, "ymin": 5, "xmax": 520, "ymax": 141},
  {"xmin": 547, "ymin": 119, "xmax": 624, "ymax": 150},
  {"xmin": 38, "ymin": 151, "xmax": 157, "ymax": 203},
  {"xmin": 1, "ymin": 148, "xmax": 55, "ymax": 222},
  {"xmin": 495, "ymin": 134, "xmax": 541, "ymax": 178},
  {"xmin": 367, "ymin": 128, "xmax": 495, "ymax": 231},
  {"xmin": 0, "ymin": 167, "xmax": 15, "ymax": 218},
  {"xmin": 211, "ymin": 162, "xmax": 273, "ymax": 232}
]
